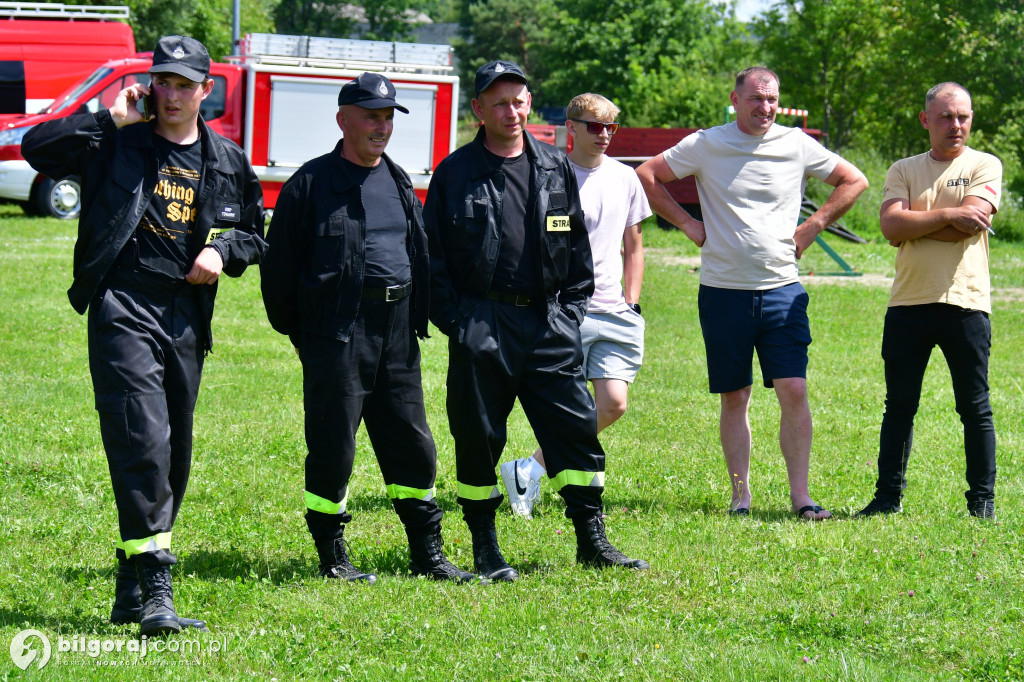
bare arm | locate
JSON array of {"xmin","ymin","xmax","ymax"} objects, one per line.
[
  {"xmin": 635, "ymin": 154, "xmax": 705, "ymax": 247},
  {"xmin": 622, "ymin": 222, "xmax": 644, "ymax": 305},
  {"xmin": 794, "ymin": 159, "xmax": 869, "ymax": 258},
  {"xmin": 880, "ymin": 194, "xmax": 994, "ymax": 244}
]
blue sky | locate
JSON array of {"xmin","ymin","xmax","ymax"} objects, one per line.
[{"xmin": 732, "ymin": 0, "xmax": 774, "ymax": 22}]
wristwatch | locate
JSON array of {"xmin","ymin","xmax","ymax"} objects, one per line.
[{"xmin": 628, "ymin": 302, "xmax": 642, "ymax": 315}]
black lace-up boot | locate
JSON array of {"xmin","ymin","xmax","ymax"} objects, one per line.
[
  {"xmin": 466, "ymin": 515, "xmax": 518, "ymax": 582},
  {"xmin": 574, "ymin": 515, "xmax": 649, "ymax": 570},
  {"xmin": 407, "ymin": 525, "xmax": 477, "ymax": 582}
]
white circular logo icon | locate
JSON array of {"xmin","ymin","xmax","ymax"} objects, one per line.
[
  {"xmin": 9, "ymin": 629, "xmax": 51, "ymax": 670},
  {"xmin": 377, "ymin": 80, "xmax": 388, "ymax": 96},
  {"xmin": 172, "ymin": 46, "xmax": 185, "ymax": 60}
]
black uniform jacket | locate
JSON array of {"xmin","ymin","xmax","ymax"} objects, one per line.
[
  {"xmin": 260, "ymin": 140, "xmax": 431, "ymax": 343},
  {"xmin": 22, "ymin": 109, "xmax": 266, "ymax": 351},
  {"xmin": 422, "ymin": 127, "xmax": 593, "ymax": 336}
]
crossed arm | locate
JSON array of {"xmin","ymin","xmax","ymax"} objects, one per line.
[{"xmin": 880, "ymin": 195, "xmax": 995, "ymax": 246}]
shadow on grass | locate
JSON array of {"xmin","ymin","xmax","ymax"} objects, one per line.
[
  {"xmin": 0, "ymin": 607, "xmax": 103, "ymax": 634},
  {"xmin": 346, "ymin": 491, "xmax": 462, "ymax": 513}
]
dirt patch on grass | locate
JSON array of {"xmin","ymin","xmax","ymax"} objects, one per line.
[
  {"xmin": 647, "ymin": 249, "xmax": 1024, "ymax": 301},
  {"xmin": 801, "ymin": 273, "xmax": 893, "ymax": 287}
]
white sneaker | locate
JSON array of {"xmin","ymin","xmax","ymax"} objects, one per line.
[{"xmin": 500, "ymin": 459, "xmax": 540, "ymax": 518}]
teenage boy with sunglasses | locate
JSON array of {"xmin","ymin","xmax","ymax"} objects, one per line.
[{"xmin": 501, "ymin": 93, "xmax": 651, "ymax": 518}]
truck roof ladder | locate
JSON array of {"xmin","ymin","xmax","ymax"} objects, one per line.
[
  {"xmin": 0, "ymin": 1, "xmax": 130, "ymax": 20},
  {"xmin": 231, "ymin": 33, "xmax": 453, "ymax": 76}
]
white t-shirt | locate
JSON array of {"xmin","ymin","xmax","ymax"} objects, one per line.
[
  {"xmin": 663, "ymin": 122, "xmax": 840, "ymax": 289},
  {"xmin": 571, "ymin": 157, "xmax": 653, "ymax": 313},
  {"xmin": 883, "ymin": 147, "xmax": 1002, "ymax": 314}
]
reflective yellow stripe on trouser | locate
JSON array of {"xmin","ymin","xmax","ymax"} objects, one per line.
[
  {"xmin": 457, "ymin": 482, "xmax": 502, "ymax": 501},
  {"xmin": 118, "ymin": 532, "xmax": 173, "ymax": 557},
  {"xmin": 386, "ymin": 484, "xmax": 435, "ymax": 502},
  {"xmin": 305, "ymin": 489, "xmax": 349, "ymax": 515},
  {"xmin": 549, "ymin": 470, "xmax": 605, "ymax": 493}
]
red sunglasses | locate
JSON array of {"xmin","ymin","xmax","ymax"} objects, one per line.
[{"xmin": 570, "ymin": 118, "xmax": 620, "ymax": 135}]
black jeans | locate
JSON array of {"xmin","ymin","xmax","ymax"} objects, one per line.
[{"xmin": 876, "ymin": 303, "xmax": 996, "ymax": 504}]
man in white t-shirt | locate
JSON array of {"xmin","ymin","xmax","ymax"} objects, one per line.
[
  {"xmin": 856, "ymin": 82, "xmax": 1001, "ymax": 520},
  {"xmin": 501, "ymin": 93, "xmax": 652, "ymax": 518},
  {"xmin": 636, "ymin": 66, "xmax": 868, "ymax": 520}
]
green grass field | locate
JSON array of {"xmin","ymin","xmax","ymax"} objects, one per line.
[{"xmin": 1, "ymin": 205, "xmax": 1022, "ymax": 680}]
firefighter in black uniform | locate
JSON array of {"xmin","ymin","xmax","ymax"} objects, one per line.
[
  {"xmin": 423, "ymin": 61, "xmax": 649, "ymax": 581},
  {"xmin": 261, "ymin": 73, "xmax": 475, "ymax": 583},
  {"xmin": 22, "ymin": 36, "xmax": 266, "ymax": 635}
]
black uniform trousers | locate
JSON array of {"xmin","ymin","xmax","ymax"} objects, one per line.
[
  {"xmin": 89, "ymin": 268, "xmax": 204, "ymax": 567},
  {"xmin": 447, "ymin": 298, "xmax": 605, "ymax": 520},
  {"xmin": 302, "ymin": 294, "xmax": 442, "ymax": 540}
]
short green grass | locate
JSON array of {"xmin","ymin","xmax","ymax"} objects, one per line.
[{"xmin": 1, "ymin": 206, "xmax": 1022, "ymax": 680}]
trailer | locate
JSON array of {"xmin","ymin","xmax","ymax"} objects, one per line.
[{"xmin": 527, "ymin": 115, "xmax": 864, "ymax": 275}]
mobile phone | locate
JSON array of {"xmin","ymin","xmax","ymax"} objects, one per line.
[{"xmin": 135, "ymin": 92, "xmax": 154, "ymax": 119}]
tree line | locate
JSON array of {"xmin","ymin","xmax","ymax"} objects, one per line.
[{"xmin": 69, "ymin": 0, "xmax": 1023, "ymax": 198}]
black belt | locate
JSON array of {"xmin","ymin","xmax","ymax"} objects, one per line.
[
  {"xmin": 487, "ymin": 290, "xmax": 535, "ymax": 306},
  {"xmin": 362, "ymin": 281, "xmax": 411, "ymax": 302},
  {"xmin": 103, "ymin": 265, "xmax": 199, "ymax": 298}
]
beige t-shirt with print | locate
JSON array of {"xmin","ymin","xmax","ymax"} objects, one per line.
[{"xmin": 883, "ymin": 147, "xmax": 1002, "ymax": 313}]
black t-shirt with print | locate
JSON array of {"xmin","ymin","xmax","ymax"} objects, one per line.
[{"xmin": 136, "ymin": 135, "xmax": 202, "ymax": 281}]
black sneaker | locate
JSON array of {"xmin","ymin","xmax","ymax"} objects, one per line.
[
  {"xmin": 854, "ymin": 496, "xmax": 902, "ymax": 517},
  {"xmin": 967, "ymin": 499, "xmax": 996, "ymax": 520}
]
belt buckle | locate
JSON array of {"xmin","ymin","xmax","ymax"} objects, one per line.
[
  {"xmin": 514, "ymin": 294, "xmax": 531, "ymax": 306},
  {"xmin": 384, "ymin": 284, "xmax": 404, "ymax": 302}
]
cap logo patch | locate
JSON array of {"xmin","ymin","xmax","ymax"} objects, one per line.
[
  {"xmin": 495, "ymin": 63, "xmax": 506, "ymax": 73},
  {"xmin": 172, "ymin": 46, "xmax": 185, "ymax": 60},
  {"xmin": 378, "ymin": 80, "xmax": 388, "ymax": 96}
]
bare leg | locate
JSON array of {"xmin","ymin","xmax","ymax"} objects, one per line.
[
  {"xmin": 720, "ymin": 386, "xmax": 753, "ymax": 510},
  {"xmin": 774, "ymin": 377, "xmax": 830, "ymax": 519},
  {"xmin": 532, "ymin": 378, "xmax": 628, "ymax": 470}
]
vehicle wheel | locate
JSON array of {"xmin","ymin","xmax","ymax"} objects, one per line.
[{"xmin": 33, "ymin": 175, "xmax": 82, "ymax": 219}]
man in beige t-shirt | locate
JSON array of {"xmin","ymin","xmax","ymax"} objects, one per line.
[{"xmin": 856, "ymin": 82, "xmax": 1002, "ymax": 520}]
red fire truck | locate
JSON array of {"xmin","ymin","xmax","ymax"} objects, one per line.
[
  {"xmin": 0, "ymin": 32, "xmax": 459, "ymax": 218},
  {"xmin": 0, "ymin": 2, "xmax": 136, "ymax": 115}
]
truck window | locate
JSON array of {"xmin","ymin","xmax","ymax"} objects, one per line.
[
  {"xmin": 200, "ymin": 75, "xmax": 226, "ymax": 122},
  {"xmin": 73, "ymin": 74, "xmax": 225, "ymax": 121},
  {"xmin": 83, "ymin": 74, "xmax": 148, "ymax": 114},
  {"xmin": 50, "ymin": 67, "xmax": 113, "ymax": 114}
]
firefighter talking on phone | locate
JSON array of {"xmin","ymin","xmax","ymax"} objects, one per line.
[{"xmin": 22, "ymin": 35, "xmax": 266, "ymax": 637}]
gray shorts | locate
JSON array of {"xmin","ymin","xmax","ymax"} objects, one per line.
[{"xmin": 580, "ymin": 309, "xmax": 645, "ymax": 383}]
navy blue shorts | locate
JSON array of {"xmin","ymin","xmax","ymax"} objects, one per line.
[{"xmin": 697, "ymin": 282, "xmax": 811, "ymax": 393}]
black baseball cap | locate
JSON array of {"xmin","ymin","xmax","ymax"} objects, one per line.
[
  {"xmin": 338, "ymin": 72, "xmax": 409, "ymax": 114},
  {"xmin": 149, "ymin": 35, "xmax": 210, "ymax": 83},
  {"xmin": 474, "ymin": 60, "xmax": 528, "ymax": 96}
]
